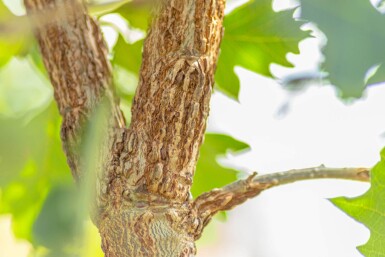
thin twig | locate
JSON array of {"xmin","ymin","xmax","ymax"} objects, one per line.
[{"xmin": 192, "ymin": 166, "xmax": 370, "ymax": 236}]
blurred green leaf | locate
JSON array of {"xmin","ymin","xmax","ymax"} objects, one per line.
[
  {"xmin": 192, "ymin": 133, "xmax": 249, "ymax": 197},
  {"xmin": 33, "ymin": 185, "xmax": 83, "ymax": 250},
  {"xmin": 113, "ymin": 65, "xmax": 138, "ymax": 122},
  {"xmin": 0, "ymin": 0, "xmax": 11, "ymax": 16},
  {"xmin": 367, "ymin": 64, "xmax": 385, "ymax": 86},
  {"xmin": 112, "ymin": 36, "xmax": 143, "ymax": 75},
  {"xmin": 81, "ymin": 221, "xmax": 104, "ymax": 257},
  {"xmin": 0, "ymin": 104, "xmax": 72, "ymax": 241},
  {"xmin": 115, "ymin": 1, "xmax": 150, "ymax": 30},
  {"xmin": 378, "ymin": 0, "xmax": 385, "ymax": 12},
  {"xmin": 0, "ymin": 58, "xmax": 51, "ymax": 116},
  {"xmin": 301, "ymin": 0, "xmax": 385, "ymax": 97},
  {"xmin": 111, "ymin": 36, "xmax": 142, "ymax": 122},
  {"xmin": 332, "ymin": 148, "xmax": 385, "ymax": 257},
  {"xmin": 216, "ymin": 0, "xmax": 308, "ymax": 99},
  {"xmin": 0, "ymin": 2, "xmax": 30, "ymax": 67},
  {"xmin": 1, "ymin": 0, "xmax": 25, "ymax": 16}
]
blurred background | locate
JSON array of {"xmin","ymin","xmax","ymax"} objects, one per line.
[{"xmin": 1, "ymin": 0, "xmax": 383, "ymax": 256}]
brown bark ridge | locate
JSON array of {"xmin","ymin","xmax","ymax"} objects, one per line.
[
  {"xmin": 25, "ymin": 0, "xmax": 226, "ymax": 256},
  {"xmin": 100, "ymin": 0, "xmax": 226, "ymax": 255},
  {"xmin": 24, "ymin": 0, "xmax": 126, "ymax": 182}
]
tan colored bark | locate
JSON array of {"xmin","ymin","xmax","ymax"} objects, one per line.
[
  {"xmin": 24, "ymin": 0, "xmax": 125, "ymax": 181},
  {"xmin": 99, "ymin": 1, "xmax": 226, "ymax": 255},
  {"xmin": 117, "ymin": 0, "xmax": 225, "ymax": 204},
  {"xmin": 25, "ymin": 0, "xmax": 226, "ymax": 256},
  {"xmin": 193, "ymin": 167, "xmax": 370, "ymax": 228}
]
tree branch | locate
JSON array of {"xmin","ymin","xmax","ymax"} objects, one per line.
[
  {"xmin": 24, "ymin": 0, "xmax": 125, "ymax": 181},
  {"xmin": 192, "ymin": 166, "xmax": 370, "ymax": 234},
  {"xmin": 105, "ymin": 0, "xmax": 226, "ymax": 205}
]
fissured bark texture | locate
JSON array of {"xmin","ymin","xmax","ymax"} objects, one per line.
[{"xmin": 25, "ymin": 0, "xmax": 226, "ymax": 256}]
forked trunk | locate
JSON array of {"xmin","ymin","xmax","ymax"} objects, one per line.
[{"xmin": 24, "ymin": 0, "xmax": 226, "ymax": 256}]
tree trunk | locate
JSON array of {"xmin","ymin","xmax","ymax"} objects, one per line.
[
  {"xmin": 99, "ymin": 1, "xmax": 226, "ymax": 255},
  {"xmin": 23, "ymin": 0, "xmax": 372, "ymax": 256},
  {"xmin": 25, "ymin": 0, "xmax": 225, "ymax": 256}
]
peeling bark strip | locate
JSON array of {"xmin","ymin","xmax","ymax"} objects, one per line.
[{"xmin": 24, "ymin": 0, "xmax": 125, "ymax": 180}]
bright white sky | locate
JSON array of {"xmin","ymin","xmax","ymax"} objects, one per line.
[{"xmin": 1, "ymin": 0, "xmax": 384, "ymax": 257}]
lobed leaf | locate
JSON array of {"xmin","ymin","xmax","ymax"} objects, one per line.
[
  {"xmin": 216, "ymin": 0, "xmax": 308, "ymax": 99},
  {"xmin": 332, "ymin": 148, "xmax": 385, "ymax": 257}
]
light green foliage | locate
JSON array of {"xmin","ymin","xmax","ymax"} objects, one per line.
[
  {"xmin": 111, "ymin": 1, "xmax": 148, "ymax": 79},
  {"xmin": 115, "ymin": 1, "xmax": 150, "ymax": 30},
  {"xmin": 0, "ymin": 2, "xmax": 29, "ymax": 67},
  {"xmin": 192, "ymin": 134, "xmax": 249, "ymax": 197},
  {"xmin": 110, "ymin": 2, "xmax": 148, "ymax": 122},
  {"xmin": 113, "ymin": 38, "xmax": 143, "ymax": 76},
  {"xmin": 113, "ymin": 65, "xmax": 138, "ymax": 123},
  {"xmin": 332, "ymin": 148, "xmax": 385, "ymax": 257},
  {"xmin": 0, "ymin": 58, "xmax": 108, "ymax": 255},
  {"xmin": 0, "ymin": 58, "xmax": 51, "ymax": 116},
  {"xmin": 301, "ymin": 0, "xmax": 385, "ymax": 97},
  {"xmin": 0, "ymin": 58, "xmax": 70, "ymax": 243},
  {"xmin": 215, "ymin": 0, "xmax": 308, "ymax": 99},
  {"xmin": 0, "ymin": 104, "xmax": 73, "ymax": 240}
]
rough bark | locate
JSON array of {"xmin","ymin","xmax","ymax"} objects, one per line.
[
  {"xmin": 99, "ymin": 1, "xmax": 226, "ymax": 255},
  {"xmin": 193, "ymin": 167, "xmax": 370, "ymax": 228},
  {"xmin": 25, "ymin": 0, "xmax": 226, "ymax": 256},
  {"xmin": 24, "ymin": 0, "xmax": 126, "ymax": 181}
]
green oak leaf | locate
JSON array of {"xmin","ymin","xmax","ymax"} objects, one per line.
[
  {"xmin": 192, "ymin": 133, "xmax": 249, "ymax": 197},
  {"xmin": 216, "ymin": 0, "xmax": 308, "ymax": 99},
  {"xmin": 300, "ymin": 0, "xmax": 385, "ymax": 97},
  {"xmin": 332, "ymin": 148, "xmax": 385, "ymax": 257}
]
